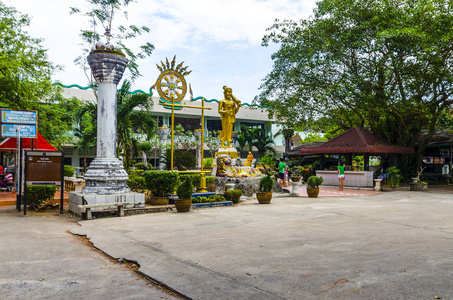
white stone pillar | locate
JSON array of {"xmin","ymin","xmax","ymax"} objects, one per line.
[
  {"xmin": 82, "ymin": 50, "xmax": 130, "ymax": 195},
  {"xmin": 97, "ymin": 82, "xmax": 118, "ymax": 158}
]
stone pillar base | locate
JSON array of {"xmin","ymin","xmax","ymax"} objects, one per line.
[
  {"xmin": 69, "ymin": 192, "xmax": 145, "ymax": 216},
  {"xmin": 82, "ymin": 157, "xmax": 130, "ymax": 194}
]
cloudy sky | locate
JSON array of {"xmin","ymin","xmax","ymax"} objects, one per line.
[{"xmin": 8, "ymin": 0, "xmax": 317, "ymax": 103}]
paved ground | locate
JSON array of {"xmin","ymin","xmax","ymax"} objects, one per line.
[
  {"xmin": 0, "ymin": 206, "xmax": 181, "ymax": 300},
  {"xmin": 1, "ymin": 187, "xmax": 453, "ymax": 299}
]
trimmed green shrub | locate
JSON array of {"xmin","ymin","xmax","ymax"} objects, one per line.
[
  {"xmin": 144, "ymin": 170, "xmax": 179, "ymax": 197},
  {"xmin": 191, "ymin": 194, "xmax": 226, "ymax": 203},
  {"xmin": 64, "ymin": 165, "xmax": 75, "ymax": 177},
  {"xmin": 177, "ymin": 177, "xmax": 193, "ymax": 200},
  {"xmin": 259, "ymin": 174, "xmax": 274, "ymax": 192},
  {"xmin": 307, "ymin": 176, "xmax": 323, "ymax": 188},
  {"xmin": 179, "ymin": 174, "xmax": 201, "ymax": 188},
  {"xmin": 192, "ymin": 196, "xmax": 208, "ymax": 203},
  {"xmin": 205, "ymin": 175, "xmax": 215, "ymax": 186},
  {"xmin": 127, "ymin": 171, "xmax": 146, "ymax": 192},
  {"xmin": 26, "ymin": 185, "xmax": 57, "ymax": 210},
  {"xmin": 224, "ymin": 189, "xmax": 242, "ymax": 203},
  {"xmin": 208, "ymin": 194, "xmax": 226, "ymax": 202}
]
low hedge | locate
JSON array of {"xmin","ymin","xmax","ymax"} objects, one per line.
[
  {"xmin": 224, "ymin": 189, "xmax": 242, "ymax": 204},
  {"xmin": 144, "ymin": 170, "xmax": 179, "ymax": 197},
  {"xmin": 191, "ymin": 194, "xmax": 226, "ymax": 203},
  {"xmin": 26, "ymin": 185, "xmax": 57, "ymax": 210}
]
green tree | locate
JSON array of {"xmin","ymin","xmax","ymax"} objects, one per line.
[
  {"xmin": 73, "ymin": 101, "xmax": 97, "ymax": 172},
  {"xmin": 116, "ymin": 80, "xmax": 155, "ymax": 169},
  {"xmin": 256, "ymin": 0, "xmax": 453, "ymax": 169},
  {"xmin": 37, "ymin": 94, "xmax": 83, "ymax": 148},
  {"xmin": 0, "ymin": 2, "xmax": 57, "ymax": 109},
  {"xmin": 237, "ymin": 125, "xmax": 263, "ymax": 152},
  {"xmin": 253, "ymin": 129, "xmax": 275, "ymax": 158},
  {"xmin": 70, "ymin": 0, "xmax": 154, "ymax": 84},
  {"xmin": 302, "ymin": 132, "xmax": 328, "ymax": 144},
  {"xmin": 73, "ymin": 80, "xmax": 155, "ymax": 170}
]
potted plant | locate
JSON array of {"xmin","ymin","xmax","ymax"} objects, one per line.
[
  {"xmin": 386, "ymin": 166, "xmax": 400, "ymax": 190},
  {"xmin": 306, "ymin": 175, "xmax": 323, "ymax": 198},
  {"xmin": 224, "ymin": 189, "xmax": 243, "ymax": 204},
  {"xmin": 289, "ymin": 165, "xmax": 302, "ymax": 183},
  {"xmin": 410, "ymin": 166, "xmax": 428, "ymax": 191},
  {"xmin": 258, "ymin": 153, "xmax": 277, "ymax": 174},
  {"xmin": 144, "ymin": 170, "xmax": 179, "ymax": 205},
  {"xmin": 175, "ymin": 177, "xmax": 193, "ymax": 212},
  {"xmin": 256, "ymin": 168, "xmax": 274, "ymax": 204}
]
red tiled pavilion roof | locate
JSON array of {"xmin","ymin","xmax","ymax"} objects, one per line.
[{"xmin": 299, "ymin": 127, "xmax": 415, "ymax": 154}]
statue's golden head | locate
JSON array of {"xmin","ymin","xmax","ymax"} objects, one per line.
[{"xmin": 223, "ymin": 85, "xmax": 232, "ymax": 97}]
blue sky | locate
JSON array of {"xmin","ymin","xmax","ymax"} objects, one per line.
[{"xmin": 8, "ymin": 0, "xmax": 317, "ymax": 104}]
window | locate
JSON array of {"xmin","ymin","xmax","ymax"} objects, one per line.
[
  {"xmin": 170, "ymin": 117, "xmax": 200, "ymax": 132},
  {"xmin": 207, "ymin": 119, "xmax": 222, "ymax": 134}
]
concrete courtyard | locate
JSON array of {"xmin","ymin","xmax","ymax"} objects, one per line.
[{"xmin": 2, "ymin": 188, "xmax": 453, "ymax": 299}]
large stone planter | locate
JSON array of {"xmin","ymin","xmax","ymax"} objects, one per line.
[
  {"xmin": 306, "ymin": 187, "xmax": 319, "ymax": 198},
  {"xmin": 148, "ymin": 196, "xmax": 169, "ymax": 206},
  {"xmin": 174, "ymin": 199, "xmax": 192, "ymax": 212},
  {"xmin": 256, "ymin": 192, "xmax": 272, "ymax": 204}
]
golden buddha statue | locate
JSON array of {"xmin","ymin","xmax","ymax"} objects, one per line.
[{"xmin": 218, "ymin": 86, "xmax": 241, "ymax": 148}]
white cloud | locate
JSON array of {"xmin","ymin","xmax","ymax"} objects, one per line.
[{"xmin": 5, "ymin": 0, "xmax": 317, "ymax": 102}]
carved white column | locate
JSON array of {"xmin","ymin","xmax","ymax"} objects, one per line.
[{"xmin": 82, "ymin": 50, "xmax": 130, "ymax": 194}]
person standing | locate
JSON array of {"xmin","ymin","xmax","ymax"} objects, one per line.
[
  {"xmin": 278, "ymin": 158, "xmax": 287, "ymax": 187},
  {"xmin": 337, "ymin": 163, "xmax": 345, "ymax": 191}
]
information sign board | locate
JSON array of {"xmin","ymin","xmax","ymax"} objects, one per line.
[
  {"xmin": 1, "ymin": 109, "xmax": 37, "ymax": 124},
  {"xmin": 1, "ymin": 124, "xmax": 37, "ymax": 138},
  {"xmin": 25, "ymin": 151, "xmax": 62, "ymax": 185}
]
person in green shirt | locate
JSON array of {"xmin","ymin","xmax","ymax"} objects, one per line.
[
  {"xmin": 337, "ymin": 163, "xmax": 345, "ymax": 191},
  {"xmin": 278, "ymin": 158, "xmax": 288, "ymax": 187}
]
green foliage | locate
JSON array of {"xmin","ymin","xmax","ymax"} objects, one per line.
[
  {"xmin": 176, "ymin": 177, "xmax": 193, "ymax": 200},
  {"xmin": 192, "ymin": 196, "xmax": 207, "ymax": 203},
  {"xmin": 259, "ymin": 153, "xmax": 277, "ymax": 170},
  {"xmin": 64, "ymin": 165, "xmax": 75, "ymax": 177},
  {"xmin": 38, "ymin": 94, "xmax": 83, "ymax": 148},
  {"xmin": 224, "ymin": 189, "xmax": 242, "ymax": 204},
  {"xmin": 144, "ymin": 171, "xmax": 179, "ymax": 197},
  {"xmin": 302, "ymin": 132, "xmax": 328, "ymax": 144},
  {"xmin": 70, "ymin": 0, "xmax": 154, "ymax": 82},
  {"xmin": 259, "ymin": 174, "xmax": 274, "ymax": 193},
  {"xmin": 205, "ymin": 175, "xmax": 215, "ymax": 186},
  {"xmin": 300, "ymin": 165, "xmax": 316, "ymax": 182},
  {"xmin": 180, "ymin": 174, "xmax": 201, "ymax": 188},
  {"xmin": 307, "ymin": 176, "xmax": 323, "ymax": 188},
  {"xmin": 209, "ymin": 194, "xmax": 226, "ymax": 202},
  {"xmin": 0, "ymin": 2, "xmax": 57, "ymax": 110},
  {"xmin": 191, "ymin": 194, "xmax": 226, "ymax": 203},
  {"xmin": 26, "ymin": 185, "xmax": 57, "ymax": 210},
  {"xmin": 387, "ymin": 167, "xmax": 401, "ymax": 186},
  {"xmin": 134, "ymin": 162, "xmax": 152, "ymax": 170},
  {"xmin": 116, "ymin": 81, "xmax": 155, "ymax": 169},
  {"xmin": 161, "ymin": 149, "xmax": 197, "ymax": 171},
  {"xmin": 127, "ymin": 174, "xmax": 146, "ymax": 192},
  {"xmin": 203, "ymin": 157, "xmax": 214, "ymax": 168},
  {"xmin": 256, "ymin": 0, "xmax": 453, "ymax": 170}
]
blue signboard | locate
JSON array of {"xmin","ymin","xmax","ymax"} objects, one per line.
[
  {"xmin": 1, "ymin": 124, "xmax": 37, "ymax": 138},
  {"xmin": 1, "ymin": 109, "xmax": 37, "ymax": 124}
]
